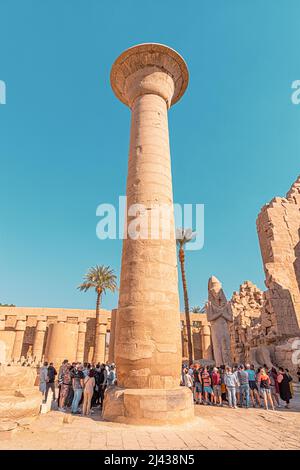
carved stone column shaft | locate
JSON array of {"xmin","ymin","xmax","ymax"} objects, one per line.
[
  {"xmin": 11, "ymin": 319, "xmax": 26, "ymax": 361},
  {"xmin": 102, "ymin": 43, "xmax": 194, "ymax": 424},
  {"xmin": 76, "ymin": 321, "xmax": 87, "ymax": 363},
  {"xmin": 32, "ymin": 319, "xmax": 47, "ymax": 362}
]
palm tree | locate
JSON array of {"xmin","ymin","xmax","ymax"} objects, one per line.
[
  {"xmin": 191, "ymin": 306, "xmax": 201, "ymax": 313},
  {"xmin": 176, "ymin": 228, "xmax": 196, "ymax": 365},
  {"xmin": 78, "ymin": 265, "xmax": 117, "ymax": 363}
]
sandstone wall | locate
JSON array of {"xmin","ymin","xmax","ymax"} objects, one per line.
[
  {"xmin": 0, "ymin": 306, "xmax": 206, "ymax": 365},
  {"xmin": 230, "ymin": 281, "xmax": 263, "ymax": 364},
  {"xmin": 257, "ymin": 176, "xmax": 300, "ymax": 339},
  {"xmin": 229, "ymin": 177, "xmax": 300, "ymax": 376},
  {"xmin": 0, "ymin": 306, "xmax": 111, "ymax": 364}
]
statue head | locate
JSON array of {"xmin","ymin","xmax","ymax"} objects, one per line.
[{"xmin": 208, "ymin": 276, "xmax": 227, "ymax": 306}]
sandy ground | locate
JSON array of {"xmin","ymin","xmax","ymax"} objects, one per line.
[{"xmin": 0, "ymin": 395, "xmax": 299, "ymax": 450}]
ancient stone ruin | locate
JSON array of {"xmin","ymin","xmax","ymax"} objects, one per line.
[
  {"xmin": 230, "ymin": 281, "xmax": 268, "ymax": 366},
  {"xmin": 0, "ymin": 307, "xmax": 111, "ymax": 366},
  {"xmin": 0, "ymin": 364, "xmax": 41, "ymax": 439},
  {"xmin": 257, "ymin": 176, "xmax": 300, "ymax": 340},
  {"xmin": 229, "ymin": 176, "xmax": 300, "ymax": 376},
  {"xmin": 1, "ymin": 178, "xmax": 299, "ymax": 384}
]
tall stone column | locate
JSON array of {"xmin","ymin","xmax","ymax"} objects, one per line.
[
  {"xmin": 32, "ymin": 318, "xmax": 47, "ymax": 362},
  {"xmin": 11, "ymin": 319, "xmax": 26, "ymax": 361},
  {"xmin": 94, "ymin": 322, "xmax": 107, "ymax": 364},
  {"xmin": 103, "ymin": 43, "xmax": 194, "ymax": 424},
  {"xmin": 44, "ymin": 322, "xmax": 78, "ymax": 366},
  {"xmin": 76, "ymin": 321, "xmax": 87, "ymax": 363},
  {"xmin": 201, "ymin": 325, "xmax": 213, "ymax": 361},
  {"xmin": 108, "ymin": 309, "xmax": 117, "ymax": 363}
]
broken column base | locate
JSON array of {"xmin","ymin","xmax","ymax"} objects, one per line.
[{"xmin": 102, "ymin": 386, "xmax": 194, "ymax": 425}]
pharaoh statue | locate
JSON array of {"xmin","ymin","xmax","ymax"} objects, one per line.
[{"xmin": 206, "ymin": 276, "xmax": 233, "ymax": 366}]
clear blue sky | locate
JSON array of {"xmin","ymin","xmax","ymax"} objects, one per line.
[{"xmin": 0, "ymin": 0, "xmax": 299, "ymax": 311}]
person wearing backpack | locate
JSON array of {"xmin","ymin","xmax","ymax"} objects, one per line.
[
  {"xmin": 45, "ymin": 362, "xmax": 57, "ymax": 403},
  {"xmin": 257, "ymin": 368, "xmax": 275, "ymax": 411}
]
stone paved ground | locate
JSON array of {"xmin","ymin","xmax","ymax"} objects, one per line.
[{"xmin": 1, "ymin": 393, "xmax": 299, "ymax": 450}]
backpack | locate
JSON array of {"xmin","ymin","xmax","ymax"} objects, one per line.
[
  {"xmin": 260, "ymin": 378, "xmax": 270, "ymax": 389},
  {"xmin": 47, "ymin": 367, "xmax": 55, "ymax": 382},
  {"xmin": 97, "ymin": 369, "xmax": 105, "ymax": 385}
]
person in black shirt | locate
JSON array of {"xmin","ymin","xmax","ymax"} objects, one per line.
[
  {"xmin": 71, "ymin": 363, "xmax": 85, "ymax": 414},
  {"xmin": 92, "ymin": 364, "xmax": 102, "ymax": 407},
  {"xmin": 45, "ymin": 362, "xmax": 57, "ymax": 402},
  {"xmin": 193, "ymin": 364, "xmax": 202, "ymax": 404}
]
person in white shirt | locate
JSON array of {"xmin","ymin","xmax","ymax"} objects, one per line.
[
  {"xmin": 183, "ymin": 368, "xmax": 193, "ymax": 390},
  {"xmin": 39, "ymin": 361, "xmax": 48, "ymax": 398},
  {"xmin": 107, "ymin": 365, "xmax": 116, "ymax": 386}
]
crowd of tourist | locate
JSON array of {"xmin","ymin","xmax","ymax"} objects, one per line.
[
  {"xmin": 39, "ymin": 360, "xmax": 116, "ymax": 415},
  {"xmin": 38, "ymin": 359, "xmax": 297, "ymax": 417},
  {"xmin": 182, "ymin": 363, "xmax": 295, "ymax": 411}
]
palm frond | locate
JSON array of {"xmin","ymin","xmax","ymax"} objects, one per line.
[
  {"xmin": 191, "ymin": 305, "xmax": 201, "ymax": 313},
  {"xmin": 77, "ymin": 265, "xmax": 118, "ymax": 294},
  {"xmin": 176, "ymin": 228, "xmax": 196, "ymax": 246}
]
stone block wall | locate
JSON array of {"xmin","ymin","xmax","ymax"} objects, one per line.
[
  {"xmin": 230, "ymin": 281, "xmax": 263, "ymax": 364},
  {"xmin": 257, "ymin": 176, "xmax": 300, "ymax": 339},
  {"xmin": 0, "ymin": 306, "xmax": 111, "ymax": 365}
]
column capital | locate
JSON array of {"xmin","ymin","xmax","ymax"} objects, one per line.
[
  {"xmin": 36, "ymin": 319, "xmax": 47, "ymax": 332},
  {"xmin": 78, "ymin": 321, "xmax": 87, "ymax": 333},
  {"xmin": 36, "ymin": 316, "xmax": 47, "ymax": 322},
  {"xmin": 15, "ymin": 319, "xmax": 26, "ymax": 331},
  {"xmin": 97, "ymin": 322, "xmax": 107, "ymax": 334},
  {"xmin": 110, "ymin": 43, "xmax": 189, "ymax": 108},
  {"xmin": 16, "ymin": 315, "xmax": 26, "ymax": 321}
]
